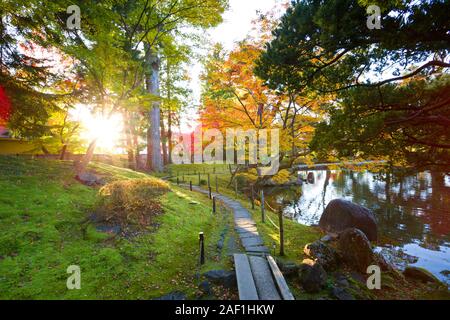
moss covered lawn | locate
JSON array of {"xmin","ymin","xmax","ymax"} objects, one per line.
[{"xmin": 0, "ymin": 157, "xmax": 233, "ymax": 299}]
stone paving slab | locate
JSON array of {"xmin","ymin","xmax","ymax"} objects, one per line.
[
  {"xmin": 245, "ymin": 245, "xmax": 270, "ymax": 254},
  {"xmin": 248, "ymin": 256, "xmax": 281, "ymax": 300},
  {"xmin": 239, "ymin": 231, "xmax": 261, "ymax": 239},
  {"xmin": 241, "ymin": 236, "xmax": 264, "ymax": 248},
  {"xmin": 234, "ymin": 254, "xmax": 259, "ymax": 300}
]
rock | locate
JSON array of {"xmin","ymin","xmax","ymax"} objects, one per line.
[
  {"xmin": 304, "ymin": 240, "xmax": 340, "ymax": 271},
  {"xmin": 375, "ymin": 247, "xmax": 418, "ymax": 271},
  {"xmin": 319, "ymin": 199, "xmax": 378, "ymax": 241},
  {"xmin": 76, "ymin": 172, "xmax": 105, "ymax": 186},
  {"xmin": 154, "ymin": 291, "xmax": 186, "ymax": 300},
  {"xmin": 338, "ymin": 228, "xmax": 374, "ymax": 273},
  {"xmin": 404, "ymin": 266, "xmax": 442, "ymax": 284},
  {"xmin": 199, "ymin": 280, "xmax": 212, "ymax": 295},
  {"xmin": 276, "ymin": 260, "xmax": 299, "ymax": 278},
  {"xmin": 298, "ymin": 259, "xmax": 327, "ymax": 293},
  {"xmin": 320, "ymin": 233, "xmax": 338, "ymax": 243},
  {"xmin": 334, "ymin": 273, "xmax": 350, "ymax": 288},
  {"xmin": 330, "ymin": 286, "xmax": 355, "ymax": 300},
  {"xmin": 203, "ymin": 270, "xmax": 236, "ymax": 288}
]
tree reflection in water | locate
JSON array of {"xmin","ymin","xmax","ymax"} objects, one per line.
[{"xmin": 265, "ymin": 170, "xmax": 450, "ymax": 285}]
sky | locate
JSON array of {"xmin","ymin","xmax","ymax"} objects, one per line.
[{"xmin": 180, "ymin": 0, "xmax": 284, "ymax": 132}]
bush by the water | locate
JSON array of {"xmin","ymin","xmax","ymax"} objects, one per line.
[{"xmin": 96, "ymin": 178, "xmax": 170, "ymax": 226}]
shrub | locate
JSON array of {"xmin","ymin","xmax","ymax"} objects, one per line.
[{"xmin": 96, "ymin": 178, "xmax": 170, "ymax": 226}]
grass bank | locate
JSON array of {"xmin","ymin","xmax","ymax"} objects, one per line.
[{"xmin": 0, "ymin": 156, "xmax": 234, "ymax": 299}]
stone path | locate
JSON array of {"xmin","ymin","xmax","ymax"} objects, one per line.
[
  {"xmin": 183, "ymin": 184, "xmax": 294, "ymax": 300},
  {"xmin": 187, "ymin": 185, "xmax": 269, "ymax": 254}
]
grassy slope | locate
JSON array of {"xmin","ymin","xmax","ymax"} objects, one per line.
[{"xmin": 0, "ymin": 157, "xmax": 233, "ymax": 299}]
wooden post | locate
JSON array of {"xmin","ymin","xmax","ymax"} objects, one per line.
[
  {"xmin": 189, "ymin": 181, "xmax": 192, "ymax": 191},
  {"xmin": 176, "ymin": 177, "xmax": 179, "ymax": 185},
  {"xmin": 207, "ymin": 173, "xmax": 210, "ymax": 189},
  {"xmin": 251, "ymin": 185, "xmax": 255, "ymax": 210},
  {"xmin": 199, "ymin": 232, "xmax": 205, "ymax": 265},
  {"xmin": 212, "ymin": 196, "xmax": 216, "ymax": 213},
  {"xmin": 208, "ymin": 187, "xmax": 212, "ymax": 199},
  {"xmin": 278, "ymin": 208, "xmax": 284, "ymax": 256},
  {"xmin": 261, "ymin": 189, "xmax": 265, "ymax": 223},
  {"xmin": 215, "ymin": 175, "xmax": 218, "ymax": 193},
  {"xmin": 198, "ymin": 172, "xmax": 201, "ymax": 186}
]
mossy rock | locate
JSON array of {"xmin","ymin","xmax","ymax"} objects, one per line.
[{"xmin": 403, "ymin": 266, "xmax": 443, "ymax": 285}]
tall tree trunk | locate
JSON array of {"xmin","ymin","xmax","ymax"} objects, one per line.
[
  {"xmin": 76, "ymin": 139, "xmax": 97, "ymax": 175},
  {"xmin": 123, "ymin": 111, "xmax": 136, "ymax": 170},
  {"xmin": 168, "ymin": 106, "xmax": 173, "ymax": 164},
  {"xmin": 59, "ymin": 144, "xmax": 67, "ymax": 160},
  {"xmin": 167, "ymin": 64, "xmax": 173, "ymax": 164},
  {"xmin": 145, "ymin": 45, "xmax": 163, "ymax": 172},
  {"xmin": 160, "ymin": 109, "xmax": 168, "ymax": 165}
]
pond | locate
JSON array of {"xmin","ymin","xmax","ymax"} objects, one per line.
[{"xmin": 266, "ymin": 170, "xmax": 450, "ymax": 286}]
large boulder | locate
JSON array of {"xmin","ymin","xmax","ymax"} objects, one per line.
[
  {"xmin": 298, "ymin": 259, "xmax": 327, "ymax": 293},
  {"xmin": 304, "ymin": 240, "xmax": 340, "ymax": 271},
  {"xmin": 338, "ymin": 228, "xmax": 374, "ymax": 273},
  {"xmin": 403, "ymin": 266, "xmax": 443, "ymax": 285},
  {"xmin": 319, "ymin": 199, "xmax": 378, "ymax": 241}
]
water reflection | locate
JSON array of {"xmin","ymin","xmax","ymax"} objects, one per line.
[{"xmin": 267, "ymin": 170, "xmax": 450, "ymax": 285}]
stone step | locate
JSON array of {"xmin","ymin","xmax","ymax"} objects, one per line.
[
  {"xmin": 234, "ymin": 254, "xmax": 259, "ymax": 300},
  {"xmin": 245, "ymin": 245, "xmax": 270, "ymax": 254},
  {"xmin": 241, "ymin": 236, "xmax": 264, "ymax": 248},
  {"xmin": 266, "ymin": 255, "xmax": 295, "ymax": 300},
  {"xmin": 248, "ymin": 256, "xmax": 281, "ymax": 300}
]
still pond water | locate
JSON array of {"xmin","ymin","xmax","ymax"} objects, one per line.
[{"xmin": 267, "ymin": 170, "xmax": 450, "ymax": 286}]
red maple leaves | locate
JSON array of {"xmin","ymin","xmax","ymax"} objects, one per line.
[{"xmin": 0, "ymin": 86, "xmax": 11, "ymax": 122}]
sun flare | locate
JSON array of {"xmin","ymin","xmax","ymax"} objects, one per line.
[{"xmin": 71, "ymin": 104, "xmax": 124, "ymax": 154}]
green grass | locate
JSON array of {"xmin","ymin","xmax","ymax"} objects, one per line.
[{"xmin": 0, "ymin": 156, "xmax": 233, "ymax": 299}]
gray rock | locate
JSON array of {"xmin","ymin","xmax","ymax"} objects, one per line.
[
  {"xmin": 375, "ymin": 247, "xmax": 418, "ymax": 271},
  {"xmin": 338, "ymin": 228, "xmax": 374, "ymax": 273},
  {"xmin": 199, "ymin": 280, "xmax": 212, "ymax": 295},
  {"xmin": 319, "ymin": 199, "xmax": 378, "ymax": 241},
  {"xmin": 334, "ymin": 273, "xmax": 350, "ymax": 288},
  {"xmin": 403, "ymin": 266, "xmax": 443, "ymax": 284},
  {"xmin": 76, "ymin": 172, "xmax": 104, "ymax": 186},
  {"xmin": 320, "ymin": 233, "xmax": 338, "ymax": 243},
  {"xmin": 304, "ymin": 240, "xmax": 340, "ymax": 271},
  {"xmin": 330, "ymin": 286, "xmax": 355, "ymax": 300},
  {"xmin": 154, "ymin": 291, "xmax": 186, "ymax": 300},
  {"xmin": 299, "ymin": 259, "xmax": 327, "ymax": 293},
  {"xmin": 203, "ymin": 270, "xmax": 236, "ymax": 289},
  {"xmin": 277, "ymin": 260, "xmax": 299, "ymax": 278}
]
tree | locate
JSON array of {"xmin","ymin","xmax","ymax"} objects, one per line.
[
  {"xmin": 200, "ymin": 9, "xmax": 326, "ymax": 184},
  {"xmin": 256, "ymin": 0, "xmax": 450, "ymax": 170}
]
